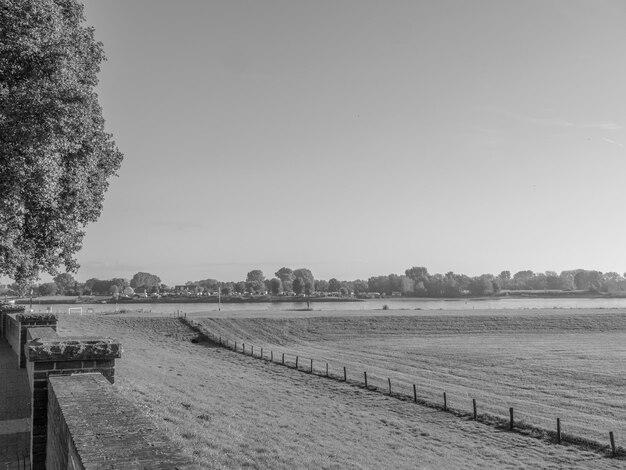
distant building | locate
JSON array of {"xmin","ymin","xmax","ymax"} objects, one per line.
[{"xmin": 174, "ymin": 285, "xmax": 202, "ymax": 296}]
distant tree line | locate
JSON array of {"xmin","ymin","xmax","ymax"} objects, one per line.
[
  {"xmin": 3, "ymin": 272, "xmax": 162, "ymax": 297},
  {"xmin": 184, "ymin": 268, "xmax": 317, "ymax": 297},
  {"xmin": 3, "ymin": 266, "xmax": 626, "ymax": 298}
]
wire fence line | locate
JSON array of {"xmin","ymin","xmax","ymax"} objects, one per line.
[{"xmin": 180, "ymin": 317, "xmax": 623, "ymax": 459}]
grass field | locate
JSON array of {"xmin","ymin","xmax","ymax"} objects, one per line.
[
  {"xmin": 58, "ymin": 308, "xmax": 626, "ymax": 469},
  {"xmin": 196, "ymin": 310, "xmax": 626, "ymax": 446}
]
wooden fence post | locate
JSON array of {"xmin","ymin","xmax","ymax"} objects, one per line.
[
  {"xmin": 413, "ymin": 384, "xmax": 417, "ymax": 403},
  {"xmin": 235, "ymin": 341, "xmax": 237, "ymax": 351},
  {"xmin": 443, "ymin": 392, "xmax": 447, "ymax": 411},
  {"xmin": 557, "ymin": 418, "xmax": 561, "ymax": 444},
  {"xmin": 271, "ymin": 351, "xmax": 273, "ymax": 362},
  {"xmin": 296, "ymin": 356, "xmax": 299, "ymax": 369},
  {"xmin": 260, "ymin": 348, "xmax": 263, "ymax": 359},
  {"xmin": 343, "ymin": 367, "xmax": 347, "ymax": 381},
  {"xmin": 509, "ymin": 407, "xmax": 514, "ymax": 431},
  {"xmin": 472, "ymin": 399, "xmax": 477, "ymax": 420},
  {"xmin": 610, "ymin": 432, "xmax": 616, "ymax": 457},
  {"xmin": 326, "ymin": 363, "xmax": 329, "ymax": 377},
  {"xmin": 242, "ymin": 343, "xmax": 245, "ymax": 354},
  {"xmin": 251, "ymin": 345, "xmax": 253, "ymax": 356},
  {"xmin": 282, "ymin": 353, "xmax": 285, "ymax": 365},
  {"xmin": 364, "ymin": 371, "xmax": 368, "ymax": 388},
  {"xmin": 388, "ymin": 378, "xmax": 392, "ymax": 395},
  {"xmin": 310, "ymin": 358, "xmax": 313, "ymax": 373}
]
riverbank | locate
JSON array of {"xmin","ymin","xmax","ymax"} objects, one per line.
[
  {"xmin": 12, "ymin": 290, "xmax": 626, "ymax": 306},
  {"xmin": 495, "ymin": 290, "xmax": 626, "ymax": 298}
]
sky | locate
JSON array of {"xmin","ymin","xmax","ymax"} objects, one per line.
[{"xmin": 36, "ymin": 0, "xmax": 626, "ymax": 285}]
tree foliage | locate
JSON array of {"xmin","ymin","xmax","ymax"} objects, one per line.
[
  {"xmin": 292, "ymin": 277, "xmax": 304, "ymax": 295},
  {"xmin": 269, "ymin": 278, "xmax": 282, "ymax": 295},
  {"xmin": 110, "ymin": 278, "xmax": 130, "ymax": 290},
  {"xmin": 275, "ymin": 267, "xmax": 295, "ymax": 292},
  {"xmin": 368, "ymin": 275, "xmax": 390, "ymax": 295},
  {"xmin": 315, "ymin": 279, "xmax": 329, "ymax": 293},
  {"xmin": 0, "ymin": 0, "xmax": 123, "ymax": 284},
  {"xmin": 328, "ymin": 278, "xmax": 342, "ymax": 292},
  {"xmin": 199, "ymin": 278, "xmax": 220, "ymax": 292},
  {"xmin": 220, "ymin": 282, "xmax": 234, "ymax": 296},
  {"xmin": 352, "ymin": 279, "xmax": 369, "ymax": 294},
  {"xmin": 573, "ymin": 270, "xmax": 603, "ymax": 291},
  {"xmin": 130, "ymin": 272, "xmax": 161, "ymax": 289},
  {"xmin": 38, "ymin": 282, "xmax": 58, "ymax": 296},
  {"xmin": 244, "ymin": 270, "xmax": 265, "ymax": 293},
  {"xmin": 405, "ymin": 266, "xmax": 429, "ymax": 284},
  {"xmin": 85, "ymin": 278, "xmax": 113, "ymax": 295},
  {"xmin": 246, "ymin": 270, "xmax": 265, "ymax": 283},
  {"xmin": 293, "ymin": 268, "xmax": 315, "ymax": 295},
  {"xmin": 53, "ymin": 272, "xmax": 75, "ymax": 294}
]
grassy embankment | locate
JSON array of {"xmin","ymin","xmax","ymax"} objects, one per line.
[
  {"xmin": 199, "ymin": 311, "xmax": 626, "ymax": 443},
  {"xmin": 57, "ymin": 308, "xmax": 626, "ymax": 469}
]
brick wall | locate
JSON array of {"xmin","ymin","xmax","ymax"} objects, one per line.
[
  {"xmin": 16, "ymin": 316, "xmax": 197, "ymax": 469},
  {"xmin": 5, "ymin": 314, "xmax": 21, "ymax": 361},
  {"xmin": 25, "ymin": 334, "xmax": 121, "ymax": 469},
  {"xmin": 5, "ymin": 312, "xmax": 57, "ymax": 368},
  {"xmin": 46, "ymin": 374, "xmax": 197, "ymax": 470},
  {"xmin": 0, "ymin": 304, "xmax": 25, "ymax": 338},
  {"xmin": 46, "ymin": 380, "xmax": 73, "ymax": 470}
]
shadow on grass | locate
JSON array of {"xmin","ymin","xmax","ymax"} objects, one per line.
[{"xmin": 177, "ymin": 317, "xmax": 222, "ymax": 348}]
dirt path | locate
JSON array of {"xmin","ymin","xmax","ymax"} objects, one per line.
[{"xmin": 59, "ymin": 315, "xmax": 624, "ymax": 469}]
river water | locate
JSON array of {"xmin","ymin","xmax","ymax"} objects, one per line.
[{"xmin": 24, "ymin": 297, "xmax": 626, "ymax": 317}]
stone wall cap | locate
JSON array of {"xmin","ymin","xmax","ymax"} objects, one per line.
[
  {"xmin": 0, "ymin": 304, "xmax": 25, "ymax": 313},
  {"xmin": 13, "ymin": 312, "xmax": 58, "ymax": 322},
  {"xmin": 27, "ymin": 327, "xmax": 59, "ymax": 341},
  {"xmin": 26, "ymin": 336, "xmax": 122, "ymax": 362}
]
